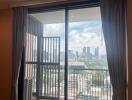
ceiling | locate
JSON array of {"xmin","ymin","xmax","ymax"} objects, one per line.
[{"xmin": 0, "ymin": 0, "xmax": 66, "ymax": 9}]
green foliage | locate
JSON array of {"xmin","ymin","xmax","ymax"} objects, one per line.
[
  {"xmin": 92, "ymin": 72, "xmax": 105, "ymax": 86},
  {"xmin": 84, "ymin": 59, "xmax": 108, "ymax": 69}
]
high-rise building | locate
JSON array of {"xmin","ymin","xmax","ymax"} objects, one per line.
[
  {"xmin": 95, "ymin": 46, "xmax": 99, "ymax": 58},
  {"xmin": 68, "ymin": 50, "xmax": 75, "ymax": 61},
  {"xmin": 83, "ymin": 47, "xmax": 87, "ymax": 56},
  {"xmin": 87, "ymin": 47, "xmax": 90, "ymax": 54},
  {"xmin": 76, "ymin": 51, "xmax": 79, "ymax": 61},
  {"xmin": 86, "ymin": 47, "xmax": 92, "ymax": 59}
]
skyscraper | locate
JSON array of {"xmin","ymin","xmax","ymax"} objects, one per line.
[
  {"xmin": 83, "ymin": 47, "xmax": 87, "ymax": 55},
  {"xmin": 95, "ymin": 46, "xmax": 99, "ymax": 58},
  {"xmin": 76, "ymin": 51, "xmax": 79, "ymax": 61},
  {"xmin": 86, "ymin": 47, "xmax": 91, "ymax": 59}
]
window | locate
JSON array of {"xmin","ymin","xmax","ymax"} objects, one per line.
[{"xmin": 24, "ymin": 2, "xmax": 112, "ymax": 100}]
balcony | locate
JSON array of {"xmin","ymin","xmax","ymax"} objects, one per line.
[{"xmin": 24, "ymin": 64, "xmax": 112, "ymax": 100}]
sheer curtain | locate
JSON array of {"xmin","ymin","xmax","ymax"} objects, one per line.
[
  {"xmin": 12, "ymin": 7, "xmax": 28, "ymax": 100},
  {"xmin": 100, "ymin": 0, "xmax": 127, "ymax": 100}
]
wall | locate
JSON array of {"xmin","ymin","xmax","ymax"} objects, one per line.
[
  {"xmin": 0, "ymin": 9, "xmax": 12, "ymax": 100},
  {"xmin": 127, "ymin": 0, "xmax": 132, "ymax": 100}
]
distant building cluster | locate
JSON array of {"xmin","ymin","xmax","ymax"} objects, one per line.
[
  {"xmin": 33, "ymin": 46, "xmax": 106, "ymax": 62},
  {"xmin": 63, "ymin": 46, "xmax": 100, "ymax": 61}
]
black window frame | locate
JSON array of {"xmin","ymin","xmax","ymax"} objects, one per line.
[{"xmin": 27, "ymin": 1, "xmax": 100, "ymax": 100}]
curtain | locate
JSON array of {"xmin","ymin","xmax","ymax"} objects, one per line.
[
  {"xmin": 100, "ymin": 0, "xmax": 126, "ymax": 100},
  {"xmin": 12, "ymin": 7, "xmax": 28, "ymax": 100}
]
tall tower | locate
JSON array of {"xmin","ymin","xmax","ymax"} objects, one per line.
[
  {"xmin": 76, "ymin": 51, "xmax": 79, "ymax": 61},
  {"xmin": 83, "ymin": 47, "xmax": 87, "ymax": 55},
  {"xmin": 87, "ymin": 47, "xmax": 91, "ymax": 59},
  {"xmin": 95, "ymin": 46, "xmax": 99, "ymax": 58}
]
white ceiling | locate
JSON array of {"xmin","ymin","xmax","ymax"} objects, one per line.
[{"xmin": 30, "ymin": 7, "xmax": 101, "ymax": 24}]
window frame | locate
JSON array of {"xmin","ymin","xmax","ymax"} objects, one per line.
[{"xmin": 26, "ymin": 1, "xmax": 100, "ymax": 100}]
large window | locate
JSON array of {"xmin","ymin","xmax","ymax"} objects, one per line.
[
  {"xmin": 68, "ymin": 7, "xmax": 112, "ymax": 100},
  {"xmin": 24, "ymin": 5, "xmax": 112, "ymax": 100}
]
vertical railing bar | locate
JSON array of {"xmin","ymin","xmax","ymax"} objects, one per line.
[
  {"xmin": 40, "ymin": 37, "xmax": 43, "ymax": 96},
  {"xmin": 86, "ymin": 73, "xmax": 87, "ymax": 97},
  {"xmin": 52, "ymin": 38, "xmax": 55, "ymax": 97},
  {"xmin": 74, "ymin": 69, "xmax": 75, "ymax": 100},
  {"xmin": 92, "ymin": 74, "xmax": 94, "ymax": 99},
  {"xmin": 34, "ymin": 64, "xmax": 35, "ymax": 93},
  {"xmin": 46, "ymin": 37, "xmax": 48, "ymax": 96},
  {"xmin": 78, "ymin": 70, "xmax": 79, "ymax": 99},
  {"xmin": 44, "ymin": 38, "xmax": 46, "ymax": 96},
  {"xmin": 31, "ymin": 35, "xmax": 33, "ymax": 63},
  {"xmin": 25, "ymin": 34, "xmax": 28, "ymax": 62},
  {"xmin": 53, "ymin": 65, "xmax": 55, "ymax": 97},
  {"xmin": 27, "ymin": 34, "xmax": 29, "ymax": 62},
  {"xmin": 32, "ymin": 64, "xmax": 33, "ymax": 93},
  {"xmin": 55, "ymin": 37, "xmax": 57, "ymax": 97},
  {"xmin": 42, "ymin": 65, "xmax": 44, "ymax": 96},
  {"xmin": 29, "ymin": 34, "xmax": 32, "ymax": 78},
  {"xmin": 35, "ymin": 36, "xmax": 37, "ymax": 93},
  {"xmin": 45, "ymin": 37, "xmax": 47, "ymax": 96},
  {"xmin": 42, "ymin": 38, "xmax": 44, "ymax": 96},
  {"xmin": 51, "ymin": 37, "xmax": 54, "ymax": 97},
  {"xmin": 90, "ymin": 72, "xmax": 92, "ymax": 98},
  {"xmin": 47, "ymin": 37, "xmax": 49, "ymax": 96},
  {"xmin": 50, "ymin": 37, "xmax": 52, "ymax": 96},
  {"xmin": 96, "ymin": 72, "xmax": 97, "ymax": 98},
  {"xmin": 98, "ymin": 71, "xmax": 100, "ymax": 98},
  {"xmin": 64, "ymin": 8, "xmax": 69, "ymax": 100},
  {"xmin": 29, "ymin": 34, "xmax": 31, "ymax": 63},
  {"xmin": 39, "ymin": 36, "xmax": 43, "ymax": 96},
  {"xmin": 25, "ymin": 34, "xmax": 28, "ymax": 77},
  {"xmin": 71, "ymin": 70, "xmax": 74, "ymax": 97},
  {"xmin": 106, "ymin": 72, "xmax": 108, "ymax": 100},
  {"xmin": 58, "ymin": 37, "xmax": 61, "ymax": 99},
  {"xmin": 106, "ymin": 71, "xmax": 108, "ymax": 100},
  {"xmin": 103, "ymin": 71, "xmax": 104, "ymax": 98},
  {"xmin": 32, "ymin": 35, "xmax": 34, "ymax": 63},
  {"xmin": 30, "ymin": 35, "xmax": 35, "ymax": 94},
  {"xmin": 99, "ymin": 72, "xmax": 100, "ymax": 98},
  {"xmin": 32, "ymin": 36, "xmax": 34, "ymax": 93},
  {"xmin": 45, "ymin": 37, "xmax": 47, "ymax": 63},
  {"xmin": 110, "ymin": 72, "xmax": 112, "ymax": 100},
  {"xmin": 95, "ymin": 73, "xmax": 96, "ymax": 98},
  {"xmin": 95, "ymin": 73, "xmax": 96, "ymax": 99}
]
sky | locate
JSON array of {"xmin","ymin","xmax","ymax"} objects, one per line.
[{"xmin": 43, "ymin": 20, "xmax": 107, "ymax": 56}]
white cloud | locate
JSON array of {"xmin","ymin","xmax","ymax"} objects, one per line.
[
  {"xmin": 43, "ymin": 23, "xmax": 65, "ymax": 36},
  {"xmin": 43, "ymin": 21, "xmax": 107, "ymax": 55}
]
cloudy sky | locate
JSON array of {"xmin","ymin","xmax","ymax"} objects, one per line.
[{"xmin": 43, "ymin": 20, "xmax": 107, "ymax": 56}]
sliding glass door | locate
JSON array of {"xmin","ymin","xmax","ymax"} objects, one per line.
[
  {"xmin": 68, "ymin": 7, "xmax": 112, "ymax": 100},
  {"xmin": 25, "ymin": 10, "xmax": 66, "ymax": 100},
  {"xmin": 25, "ymin": 5, "xmax": 112, "ymax": 100}
]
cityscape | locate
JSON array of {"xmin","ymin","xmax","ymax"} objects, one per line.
[
  {"xmin": 25, "ymin": 16, "xmax": 112, "ymax": 100},
  {"xmin": 31, "ymin": 45, "xmax": 112, "ymax": 100},
  {"xmin": 66, "ymin": 46, "xmax": 102, "ymax": 61}
]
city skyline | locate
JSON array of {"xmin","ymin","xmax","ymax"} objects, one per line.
[{"xmin": 43, "ymin": 21, "xmax": 107, "ymax": 56}]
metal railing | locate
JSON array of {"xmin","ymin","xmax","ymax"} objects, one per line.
[
  {"xmin": 26, "ymin": 66, "xmax": 112, "ymax": 100},
  {"xmin": 24, "ymin": 34, "xmax": 112, "ymax": 100}
]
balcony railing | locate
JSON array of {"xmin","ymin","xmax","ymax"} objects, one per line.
[{"xmin": 24, "ymin": 64, "xmax": 112, "ymax": 100}]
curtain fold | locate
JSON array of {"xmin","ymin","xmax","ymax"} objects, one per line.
[
  {"xmin": 100, "ymin": 0, "xmax": 126, "ymax": 100},
  {"xmin": 12, "ymin": 7, "xmax": 28, "ymax": 100}
]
